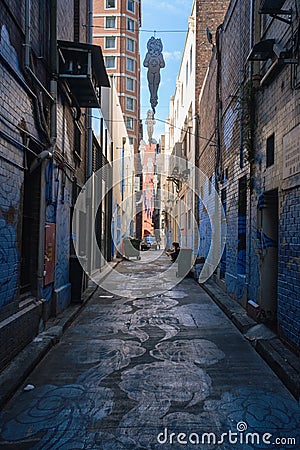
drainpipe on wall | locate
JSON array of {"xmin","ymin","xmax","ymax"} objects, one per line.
[
  {"xmin": 24, "ymin": 0, "xmax": 54, "ymax": 104},
  {"xmin": 215, "ymin": 24, "xmax": 223, "ymax": 192},
  {"xmin": 239, "ymin": 0, "xmax": 244, "ymax": 169},
  {"xmin": 25, "ymin": 0, "xmax": 57, "ymax": 300},
  {"xmin": 86, "ymin": 0, "xmax": 94, "ymax": 275},
  {"xmin": 87, "ymin": 0, "xmax": 93, "ymax": 179},
  {"xmin": 37, "ymin": 0, "xmax": 57, "ymax": 299},
  {"xmin": 252, "ymin": 0, "xmax": 262, "ymax": 88},
  {"xmin": 248, "ymin": 0, "xmax": 260, "ymax": 302},
  {"xmin": 25, "ymin": 0, "xmax": 52, "ymax": 141},
  {"xmin": 194, "ymin": 113, "xmax": 200, "ymax": 254}
]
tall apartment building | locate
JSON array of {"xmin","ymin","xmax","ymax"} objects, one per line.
[{"xmin": 93, "ymin": 0, "xmax": 142, "ymax": 154}]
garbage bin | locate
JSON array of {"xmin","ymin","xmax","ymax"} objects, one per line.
[
  {"xmin": 123, "ymin": 237, "xmax": 141, "ymax": 260},
  {"xmin": 176, "ymin": 248, "xmax": 193, "ymax": 278},
  {"xmin": 69, "ymin": 255, "xmax": 83, "ymax": 303}
]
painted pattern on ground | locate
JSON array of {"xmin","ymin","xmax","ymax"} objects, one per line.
[{"xmin": 0, "ymin": 277, "xmax": 299, "ymax": 449}]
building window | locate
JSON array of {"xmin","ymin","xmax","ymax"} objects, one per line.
[
  {"xmin": 106, "ymin": 0, "xmax": 116, "ymax": 8},
  {"xmin": 105, "ymin": 56, "xmax": 116, "ymax": 68},
  {"xmin": 190, "ymin": 46, "xmax": 193, "ymax": 74},
  {"xmin": 188, "ymin": 126, "xmax": 192, "ymax": 153},
  {"xmin": 127, "ymin": 0, "xmax": 134, "ymax": 12},
  {"xmin": 186, "ymin": 61, "xmax": 189, "ymax": 85},
  {"xmin": 181, "ymin": 82, "xmax": 184, "ymax": 106},
  {"xmin": 74, "ymin": 0, "xmax": 80, "ymax": 42},
  {"xmin": 127, "ymin": 38, "xmax": 134, "ymax": 52},
  {"xmin": 209, "ymin": 176, "xmax": 213, "ymax": 195},
  {"xmin": 126, "ymin": 57, "xmax": 134, "ymax": 71},
  {"xmin": 266, "ymin": 133, "xmax": 275, "ymax": 167},
  {"xmin": 74, "ymin": 121, "xmax": 82, "ymax": 159},
  {"xmin": 182, "ymin": 134, "xmax": 187, "ymax": 158},
  {"xmin": 129, "ymin": 136, "xmax": 134, "ymax": 147},
  {"xmin": 105, "ymin": 16, "xmax": 116, "ymax": 28},
  {"xmin": 126, "ymin": 116, "xmax": 134, "ymax": 130},
  {"xmin": 126, "ymin": 97, "xmax": 134, "ymax": 111},
  {"xmin": 126, "ymin": 77, "xmax": 134, "ymax": 91},
  {"xmin": 127, "ymin": 18, "xmax": 134, "ymax": 32},
  {"xmin": 105, "ymin": 36, "xmax": 116, "ymax": 49}
]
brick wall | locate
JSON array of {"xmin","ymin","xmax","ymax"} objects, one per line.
[
  {"xmin": 197, "ymin": 0, "xmax": 300, "ymax": 350},
  {"xmin": 252, "ymin": 0, "xmax": 300, "ymax": 348},
  {"xmin": 278, "ymin": 187, "xmax": 300, "ymax": 348},
  {"xmin": 0, "ymin": 0, "xmax": 92, "ymax": 364},
  {"xmin": 195, "ymin": 0, "xmax": 231, "ymax": 116}
]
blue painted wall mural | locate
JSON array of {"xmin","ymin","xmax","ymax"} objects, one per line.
[
  {"xmin": 0, "ymin": 156, "xmax": 22, "ymax": 310},
  {"xmin": 219, "ymin": 188, "xmax": 227, "ymax": 278},
  {"xmin": 278, "ymin": 188, "xmax": 300, "ymax": 348},
  {"xmin": 198, "ymin": 199, "xmax": 211, "ymax": 259},
  {"xmin": 0, "ymin": 216, "xmax": 18, "ymax": 309},
  {"xmin": 41, "ymin": 161, "xmax": 71, "ymax": 310}
]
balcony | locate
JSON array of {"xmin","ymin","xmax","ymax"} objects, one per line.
[{"xmin": 58, "ymin": 40, "xmax": 110, "ymax": 108}]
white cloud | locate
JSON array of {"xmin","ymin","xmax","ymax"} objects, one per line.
[
  {"xmin": 163, "ymin": 50, "xmax": 182, "ymax": 62},
  {"xmin": 143, "ymin": 0, "xmax": 191, "ymax": 15}
]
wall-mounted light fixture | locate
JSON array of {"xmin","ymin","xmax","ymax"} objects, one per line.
[{"xmin": 166, "ymin": 167, "xmax": 190, "ymax": 192}]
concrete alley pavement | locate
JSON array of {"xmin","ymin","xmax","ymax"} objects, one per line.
[{"xmin": 0, "ymin": 253, "xmax": 299, "ymax": 449}]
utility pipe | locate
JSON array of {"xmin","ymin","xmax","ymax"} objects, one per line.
[
  {"xmin": 49, "ymin": 0, "xmax": 58, "ymax": 145},
  {"xmin": 36, "ymin": 0, "xmax": 57, "ymax": 299},
  {"xmin": 87, "ymin": 0, "xmax": 93, "ymax": 178},
  {"xmin": 86, "ymin": 0, "xmax": 94, "ymax": 275},
  {"xmin": 25, "ymin": 0, "xmax": 54, "ymax": 103}
]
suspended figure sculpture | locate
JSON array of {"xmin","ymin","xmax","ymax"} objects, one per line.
[
  {"xmin": 145, "ymin": 109, "xmax": 156, "ymax": 144},
  {"xmin": 143, "ymin": 37, "xmax": 165, "ymax": 113}
]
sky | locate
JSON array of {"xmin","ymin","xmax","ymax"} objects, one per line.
[{"xmin": 140, "ymin": 0, "xmax": 193, "ymax": 142}]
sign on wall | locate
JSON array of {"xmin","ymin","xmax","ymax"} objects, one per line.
[{"xmin": 283, "ymin": 124, "xmax": 300, "ymax": 179}]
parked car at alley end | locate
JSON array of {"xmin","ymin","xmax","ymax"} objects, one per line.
[{"xmin": 141, "ymin": 235, "xmax": 157, "ymax": 251}]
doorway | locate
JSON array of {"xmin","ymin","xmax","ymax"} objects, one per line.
[
  {"xmin": 259, "ymin": 189, "xmax": 278, "ymax": 325},
  {"xmin": 20, "ymin": 162, "xmax": 40, "ymax": 294}
]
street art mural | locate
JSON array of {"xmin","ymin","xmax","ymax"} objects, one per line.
[
  {"xmin": 143, "ymin": 36, "xmax": 165, "ymax": 113},
  {"xmin": 0, "ymin": 24, "xmax": 24, "ymax": 78},
  {"xmin": 117, "ymin": 361, "xmax": 212, "ymax": 447},
  {"xmin": 0, "ymin": 283, "xmax": 299, "ymax": 449},
  {"xmin": 0, "ymin": 384, "xmax": 114, "ymax": 449},
  {"xmin": 71, "ymin": 293, "xmax": 224, "ymax": 344},
  {"xmin": 42, "ymin": 161, "xmax": 72, "ymax": 308},
  {"xmin": 278, "ymin": 190, "xmax": 300, "ymax": 348},
  {"xmin": 67, "ymin": 339, "xmax": 146, "ymax": 386},
  {"xmin": 0, "ymin": 216, "xmax": 18, "ymax": 309},
  {"xmin": 0, "ymin": 157, "xmax": 21, "ymax": 309},
  {"xmin": 150, "ymin": 339, "xmax": 225, "ymax": 365}
]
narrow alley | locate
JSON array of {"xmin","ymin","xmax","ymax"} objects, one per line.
[{"xmin": 0, "ymin": 254, "xmax": 299, "ymax": 449}]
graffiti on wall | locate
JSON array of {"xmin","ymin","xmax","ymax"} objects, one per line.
[
  {"xmin": 41, "ymin": 162, "xmax": 71, "ymax": 306},
  {"xmin": 278, "ymin": 190, "xmax": 300, "ymax": 347},
  {"xmin": 0, "ymin": 155, "xmax": 21, "ymax": 309},
  {"xmin": 0, "ymin": 216, "xmax": 18, "ymax": 309},
  {"xmin": 0, "ymin": 25, "xmax": 24, "ymax": 77}
]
